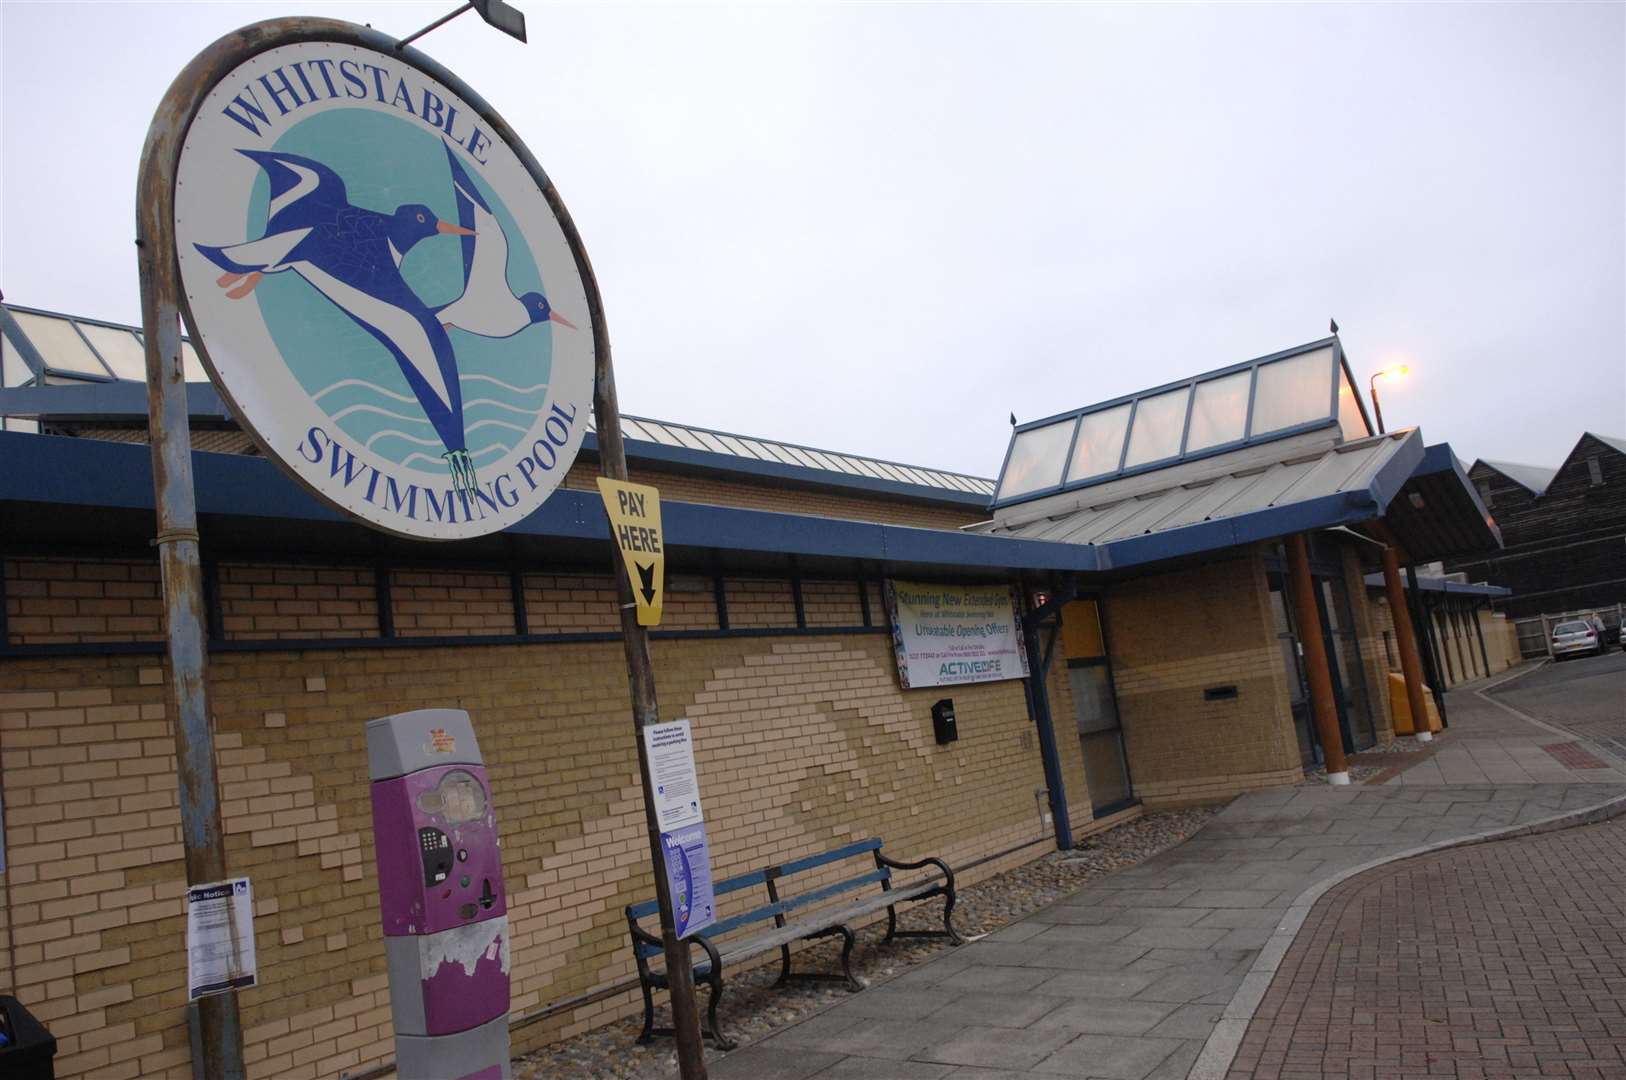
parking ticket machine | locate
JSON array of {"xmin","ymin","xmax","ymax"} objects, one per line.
[{"xmin": 368, "ymin": 709, "xmax": 511, "ymax": 1080}]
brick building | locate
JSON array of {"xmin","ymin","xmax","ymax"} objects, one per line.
[{"xmin": 0, "ymin": 307, "xmax": 1509, "ymax": 1078}]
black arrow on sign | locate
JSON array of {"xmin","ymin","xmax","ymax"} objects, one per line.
[{"xmin": 636, "ymin": 562, "xmax": 658, "ymax": 605}]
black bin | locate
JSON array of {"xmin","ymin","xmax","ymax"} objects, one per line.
[{"xmin": 0, "ymin": 995, "xmax": 57, "ymax": 1079}]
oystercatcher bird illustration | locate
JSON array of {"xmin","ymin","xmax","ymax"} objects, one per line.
[
  {"xmin": 435, "ymin": 142, "xmax": 577, "ymax": 338},
  {"xmin": 193, "ymin": 149, "xmax": 482, "ymax": 497}
]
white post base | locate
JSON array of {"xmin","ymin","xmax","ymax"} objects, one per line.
[
  {"xmin": 1416, "ymin": 731, "xmax": 1433, "ymax": 743},
  {"xmin": 1326, "ymin": 770, "xmax": 1352, "ymax": 786}
]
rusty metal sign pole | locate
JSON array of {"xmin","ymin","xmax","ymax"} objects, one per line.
[
  {"xmin": 137, "ymin": 72, "xmax": 245, "ymax": 1080},
  {"xmin": 590, "ymin": 333, "xmax": 709, "ymax": 1078}
]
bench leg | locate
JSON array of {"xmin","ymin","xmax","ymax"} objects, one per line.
[
  {"xmin": 942, "ymin": 892, "xmax": 965, "ymax": 946},
  {"xmin": 836, "ymin": 924, "xmax": 862, "ymax": 992},
  {"xmin": 883, "ymin": 904, "xmax": 898, "ymax": 945},
  {"xmin": 636, "ymin": 979, "xmax": 656, "ymax": 1045},
  {"xmin": 705, "ymin": 973, "xmax": 736, "ymax": 1051},
  {"xmin": 774, "ymin": 944, "xmax": 793, "ymax": 988}
]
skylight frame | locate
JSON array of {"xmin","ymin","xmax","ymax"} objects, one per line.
[{"xmin": 992, "ymin": 337, "xmax": 1350, "ymax": 510}]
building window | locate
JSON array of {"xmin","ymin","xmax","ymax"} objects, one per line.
[
  {"xmin": 1475, "ymin": 479, "xmax": 1494, "ymax": 507},
  {"xmin": 1588, "ymin": 455, "xmax": 1604, "ymax": 486}
]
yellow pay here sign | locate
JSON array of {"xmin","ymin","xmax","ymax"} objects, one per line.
[{"xmin": 596, "ymin": 478, "xmax": 665, "ymax": 626}]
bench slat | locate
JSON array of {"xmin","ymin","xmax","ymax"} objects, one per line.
[
  {"xmin": 627, "ymin": 865, "xmax": 770, "ymax": 921},
  {"xmin": 772, "ymin": 837, "xmax": 881, "ymax": 879}
]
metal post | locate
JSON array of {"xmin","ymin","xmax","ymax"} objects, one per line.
[
  {"xmin": 1379, "ymin": 543, "xmax": 1433, "ymax": 743},
  {"xmin": 137, "ymin": 103, "xmax": 244, "ymax": 1079},
  {"xmin": 1020, "ymin": 587, "xmax": 1073, "ymax": 850},
  {"xmin": 590, "ymin": 305, "xmax": 708, "ymax": 1077},
  {"xmin": 1473, "ymin": 601, "xmax": 1491, "ymax": 676},
  {"xmin": 1369, "ymin": 376, "xmax": 1386, "ymax": 434},
  {"xmin": 1407, "ymin": 565, "xmax": 1449, "ymax": 727},
  {"xmin": 1286, "ymin": 534, "xmax": 1349, "ymax": 783}
]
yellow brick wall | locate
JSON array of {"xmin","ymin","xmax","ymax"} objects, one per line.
[
  {"xmin": 3, "ymin": 559, "xmax": 164, "ymax": 644},
  {"xmin": 0, "ymin": 616, "xmax": 1088, "ymax": 1079},
  {"xmin": 1342, "ymin": 547, "xmax": 1395, "ymax": 745},
  {"xmin": 1102, "ymin": 548, "xmax": 1302, "ymax": 805},
  {"xmin": 219, "ymin": 565, "xmax": 379, "ymax": 641}
]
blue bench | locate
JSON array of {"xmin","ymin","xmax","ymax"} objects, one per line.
[{"xmin": 624, "ymin": 837, "xmax": 962, "ymax": 1048}]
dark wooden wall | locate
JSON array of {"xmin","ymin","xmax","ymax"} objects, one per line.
[{"xmin": 1447, "ymin": 434, "xmax": 1626, "ymax": 619}]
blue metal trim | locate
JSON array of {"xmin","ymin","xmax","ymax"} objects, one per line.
[
  {"xmin": 1177, "ymin": 382, "xmax": 1197, "ymax": 456},
  {"xmin": 1359, "ymin": 572, "xmax": 1510, "ymax": 598},
  {"xmin": 0, "ymin": 380, "xmax": 231, "ymax": 419},
  {"xmin": 1412, "ymin": 442, "xmax": 1500, "ymax": 547},
  {"xmin": 1096, "ymin": 431, "xmax": 1426, "ymax": 570},
  {"xmin": 0, "ymin": 433, "xmax": 1099, "ymax": 574},
  {"xmin": 1115, "ymin": 399, "xmax": 1138, "ymax": 473}
]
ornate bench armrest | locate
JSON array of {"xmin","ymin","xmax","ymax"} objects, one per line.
[{"xmin": 877, "ymin": 852, "xmax": 956, "ymax": 889}]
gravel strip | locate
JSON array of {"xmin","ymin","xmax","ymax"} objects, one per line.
[{"xmin": 513, "ymin": 806, "xmax": 1219, "ymax": 1080}]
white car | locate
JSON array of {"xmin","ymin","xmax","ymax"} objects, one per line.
[{"xmin": 1550, "ymin": 619, "xmax": 1603, "ymax": 659}]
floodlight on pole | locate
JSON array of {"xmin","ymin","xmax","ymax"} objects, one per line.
[
  {"xmin": 1368, "ymin": 364, "xmax": 1409, "ymax": 434},
  {"xmin": 397, "ymin": 0, "xmax": 527, "ymax": 50}
]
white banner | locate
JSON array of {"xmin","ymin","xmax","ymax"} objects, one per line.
[{"xmin": 885, "ymin": 580, "xmax": 1030, "ymax": 689}]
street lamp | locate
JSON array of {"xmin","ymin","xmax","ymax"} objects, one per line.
[{"xmin": 1369, "ymin": 364, "xmax": 1409, "ymax": 434}]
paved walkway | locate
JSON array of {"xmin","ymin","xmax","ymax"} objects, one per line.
[
  {"xmin": 1227, "ymin": 814, "xmax": 1626, "ymax": 1079},
  {"xmin": 705, "ymin": 678, "xmax": 1626, "ymax": 1080}
]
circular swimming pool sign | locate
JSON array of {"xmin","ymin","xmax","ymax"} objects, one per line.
[{"xmin": 173, "ymin": 30, "xmax": 596, "ymax": 540}]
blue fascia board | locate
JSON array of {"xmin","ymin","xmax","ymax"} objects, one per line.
[
  {"xmin": 1360, "ymin": 572, "xmax": 1510, "ymax": 598},
  {"xmin": 1097, "ymin": 430, "xmax": 1425, "ymax": 571},
  {"xmin": 0, "ymin": 431, "xmax": 1093, "ymax": 573}
]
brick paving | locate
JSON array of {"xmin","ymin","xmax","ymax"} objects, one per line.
[{"xmin": 1227, "ymin": 816, "xmax": 1626, "ymax": 1080}]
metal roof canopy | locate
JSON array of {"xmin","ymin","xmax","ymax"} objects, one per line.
[
  {"xmin": 0, "ymin": 432, "xmax": 1092, "ymax": 581},
  {"xmin": 0, "ymin": 303, "xmax": 994, "ymax": 507},
  {"xmin": 1380, "ymin": 442, "xmax": 1502, "ymax": 563},
  {"xmin": 1360, "ymin": 571, "xmax": 1510, "ymax": 599},
  {"xmin": 975, "ymin": 430, "xmax": 1430, "ymax": 571}
]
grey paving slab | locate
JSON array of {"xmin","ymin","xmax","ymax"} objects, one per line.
[
  {"xmin": 838, "ymin": 985, "xmax": 960, "ymax": 1021},
  {"xmin": 1032, "ymin": 1033, "xmax": 1187, "ymax": 1079},
  {"xmin": 1030, "ymin": 998, "xmax": 1178, "ymax": 1035},
  {"xmin": 1134, "ymin": 971, "xmax": 1244, "ymax": 1004},
  {"xmin": 1118, "ymin": 926, "xmax": 1229, "ymax": 951},
  {"xmin": 1028, "ymin": 922, "xmax": 1137, "ymax": 945},
  {"xmin": 708, "ymin": 1045, "xmax": 845, "ymax": 1079},
  {"xmin": 936, "ymin": 964, "xmax": 1055, "ymax": 994},
  {"xmin": 913, "ymin": 1025, "xmax": 1078, "ymax": 1070},
  {"xmin": 1144, "ymin": 1003, "xmax": 1227, "ymax": 1040},
  {"xmin": 787, "ymin": 1017, "xmax": 963, "ymax": 1060},
  {"xmin": 814, "ymin": 1059, "xmax": 956, "ymax": 1080},
  {"xmin": 925, "ymin": 991, "xmax": 1069, "ymax": 1029},
  {"xmin": 1031, "ymin": 970, "xmax": 1161, "ymax": 999}
]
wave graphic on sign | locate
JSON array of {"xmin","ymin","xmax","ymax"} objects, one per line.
[{"xmin": 314, "ymin": 374, "xmax": 550, "ymax": 476}]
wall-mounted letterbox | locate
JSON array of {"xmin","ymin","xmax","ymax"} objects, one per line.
[
  {"xmin": 932, "ymin": 698, "xmax": 958, "ymax": 745},
  {"xmin": 368, "ymin": 709, "xmax": 511, "ymax": 1080}
]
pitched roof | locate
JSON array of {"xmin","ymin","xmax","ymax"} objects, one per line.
[
  {"xmin": 1587, "ymin": 433, "xmax": 1626, "ymax": 456},
  {"xmin": 1476, "ymin": 459, "xmax": 1558, "ymax": 496}
]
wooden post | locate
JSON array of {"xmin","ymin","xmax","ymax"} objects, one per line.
[
  {"xmin": 1286, "ymin": 534, "xmax": 1350, "ymax": 784},
  {"xmin": 591, "ymin": 311, "xmax": 709, "ymax": 1080},
  {"xmin": 1379, "ymin": 542, "xmax": 1433, "ymax": 743}
]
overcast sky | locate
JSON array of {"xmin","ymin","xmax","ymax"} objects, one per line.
[{"xmin": 2, "ymin": 1, "xmax": 1621, "ymax": 479}]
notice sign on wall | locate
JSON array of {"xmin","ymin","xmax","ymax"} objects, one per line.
[
  {"xmin": 642, "ymin": 721, "xmax": 715, "ymax": 938},
  {"xmin": 886, "ymin": 580, "xmax": 1030, "ymax": 690},
  {"xmin": 187, "ymin": 878, "xmax": 257, "ymax": 999}
]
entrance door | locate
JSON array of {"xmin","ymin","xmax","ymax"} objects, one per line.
[
  {"xmin": 1267, "ymin": 578, "xmax": 1318, "ymax": 767},
  {"xmin": 1061, "ymin": 599, "xmax": 1135, "ymax": 816}
]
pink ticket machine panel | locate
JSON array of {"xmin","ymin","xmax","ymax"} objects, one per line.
[{"xmin": 368, "ymin": 710, "xmax": 511, "ymax": 1080}]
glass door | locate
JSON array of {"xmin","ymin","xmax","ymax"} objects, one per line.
[
  {"xmin": 1318, "ymin": 578, "xmax": 1376, "ymax": 752},
  {"xmin": 1267, "ymin": 575, "xmax": 1319, "ymax": 767},
  {"xmin": 1061, "ymin": 599, "xmax": 1135, "ymax": 816}
]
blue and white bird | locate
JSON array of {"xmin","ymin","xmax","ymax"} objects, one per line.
[
  {"xmin": 194, "ymin": 150, "xmax": 482, "ymax": 496},
  {"xmin": 435, "ymin": 142, "xmax": 577, "ymax": 337}
]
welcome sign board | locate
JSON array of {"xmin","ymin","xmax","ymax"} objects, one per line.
[
  {"xmin": 885, "ymin": 581, "xmax": 1030, "ymax": 689},
  {"xmin": 173, "ymin": 38, "xmax": 595, "ymax": 540}
]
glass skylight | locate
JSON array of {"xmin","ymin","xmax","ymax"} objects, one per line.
[
  {"xmin": 1184, "ymin": 370, "xmax": 1251, "ymax": 453},
  {"xmin": 993, "ymin": 340, "xmax": 1355, "ymax": 508},
  {"xmin": 1121, "ymin": 387, "xmax": 1190, "ymax": 469},
  {"xmin": 1250, "ymin": 347, "xmax": 1333, "ymax": 437},
  {"xmin": 12, "ymin": 312, "xmax": 110, "ymax": 378},
  {"xmin": 997, "ymin": 421, "xmax": 1076, "ymax": 501}
]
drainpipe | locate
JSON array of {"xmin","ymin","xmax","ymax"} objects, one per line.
[{"xmin": 1286, "ymin": 534, "xmax": 1350, "ymax": 784}]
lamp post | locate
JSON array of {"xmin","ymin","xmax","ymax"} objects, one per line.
[{"xmin": 1368, "ymin": 364, "xmax": 1409, "ymax": 434}]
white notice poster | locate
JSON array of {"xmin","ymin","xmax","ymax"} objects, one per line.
[
  {"xmin": 186, "ymin": 878, "xmax": 256, "ymax": 999},
  {"xmin": 886, "ymin": 580, "xmax": 1031, "ymax": 689},
  {"xmin": 644, "ymin": 720, "xmax": 704, "ymax": 831}
]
